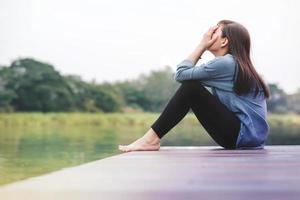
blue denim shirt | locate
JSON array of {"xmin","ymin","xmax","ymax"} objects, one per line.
[{"xmin": 174, "ymin": 54, "xmax": 269, "ymax": 150}]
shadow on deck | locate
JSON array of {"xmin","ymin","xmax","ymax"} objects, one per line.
[{"xmin": 0, "ymin": 145, "xmax": 300, "ymax": 200}]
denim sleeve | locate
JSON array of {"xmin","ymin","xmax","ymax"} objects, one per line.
[{"xmin": 174, "ymin": 57, "xmax": 233, "ymax": 83}]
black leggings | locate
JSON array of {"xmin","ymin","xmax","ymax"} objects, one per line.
[{"xmin": 150, "ymin": 80, "xmax": 241, "ymax": 149}]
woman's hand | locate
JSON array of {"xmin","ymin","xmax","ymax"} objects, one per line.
[
  {"xmin": 186, "ymin": 25, "xmax": 219, "ymax": 65},
  {"xmin": 187, "ymin": 25, "xmax": 219, "ymax": 65},
  {"xmin": 199, "ymin": 25, "xmax": 219, "ymax": 50}
]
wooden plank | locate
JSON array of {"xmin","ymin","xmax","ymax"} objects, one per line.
[{"xmin": 0, "ymin": 145, "xmax": 300, "ymax": 200}]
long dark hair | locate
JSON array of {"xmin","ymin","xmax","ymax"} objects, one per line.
[{"xmin": 218, "ymin": 20, "xmax": 270, "ymax": 99}]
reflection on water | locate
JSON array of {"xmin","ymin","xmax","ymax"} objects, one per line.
[
  {"xmin": 0, "ymin": 126, "xmax": 117, "ymax": 185},
  {"xmin": 0, "ymin": 113, "xmax": 216, "ymax": 186}
]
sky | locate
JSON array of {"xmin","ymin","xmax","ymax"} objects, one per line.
[{"xmin": 0, "ymin": 0, "xmax": 299, "ymax": 94}]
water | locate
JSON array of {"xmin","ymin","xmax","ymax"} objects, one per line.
[{"xmin": 0, "ymin": 114, "xmax": 216, "ymax": 186}]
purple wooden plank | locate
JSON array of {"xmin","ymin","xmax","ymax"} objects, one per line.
[{"xmin": 0, "ymin": 145, "xmax": 299, "ymax": 200}]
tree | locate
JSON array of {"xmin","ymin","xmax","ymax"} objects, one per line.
[
  {"xmin": 266, "ymin": 83, "xmax": 288, "ymax": 114},
  {"xmin": 0, "ymin": 57, "xmax": 292, "ymax": 114},
  {"xmin": 286, "ymin": 88, "xmax": 300, "ymax": 114},
  {"xmin": 114, "ymin": 80, "xmax": 149, "ymax": 111},
  {"xmin": 138, "ymin": 66, "xmax": 179, "ymax": 112},
  {"xmin": 65, "ymin": 76, "xmax": 123, "ymax": 112},
  {"xmin": 6, "ymin": 58, "xmax": 75, "ymax": 112},
  {"xmin": 0, "ymin": 66, "xmax": 17, "ymax": 111}
]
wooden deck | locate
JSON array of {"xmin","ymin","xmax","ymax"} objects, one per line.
[{"xmin": 0, "ymin": 145, "xmax": 300, "ymax": 200}]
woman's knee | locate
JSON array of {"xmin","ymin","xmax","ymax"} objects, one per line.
[
  {"xmin": 180, "ymin": 80, "xmax": 206, "ymax": 94},
  {"xmin": 181, "ymin": 80, "xmax": 200, "ymax": 85},
  {"xmin": 180, "ymin": 80, "xmax": 204, "ymax": 89}
]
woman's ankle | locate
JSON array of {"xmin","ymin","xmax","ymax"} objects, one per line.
[{"xmin": 143, "ymin": 128, "xmax": 160, "ymax": 144}]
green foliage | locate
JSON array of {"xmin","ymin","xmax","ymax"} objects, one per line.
[
  {"xmin": 0, "ymin": 113, "xmax": 299, "ymax": 145},
  {"xmin": 137, "ymin": 66, "xmax": 179, "ymax": 111},
  {"xmin": 267, "ymin": 83, "xmax": 288, "ymax": 114},
  {"xmin": 64, "ymin": 75, "xmax": 123, "ymax": 112},
  {"xmin": 3, "ymin": 58, "xmax": 74, "ymax": 112},
  {"xmin": 114, "ymin": 80, "xmax": 149, "ymax": 110},
  {"xmin": 113, "ymin": 66, "xmax": 180, "ymax": 112},
  {"xmin": 0, "ymin": 89, "xmax": 16, "ymax": 111},
  {"xmin": 0, "ymin": 57, "xmax": 299, "ymax": 113},
  {"xmin": 0, "ymin": 58, "xmax": 123, "ymax": 112},
  {"xmin": 92, "ymin": 85, "xmax": 122, "ymax": 112},
  {"xmin": 286, "ymin": 89, "xmax": 300, "ymax": 114}
]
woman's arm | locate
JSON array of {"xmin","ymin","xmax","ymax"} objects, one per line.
[
  {"xmin": 174, "ymin": 25, "xmax": 234, "ymax": 83},
  {"xmin": 174, "ymin": 56, "xmax": 232, "ymax": 82},
  {"xmin": 187, "ymin": 25, "xmax": 219, "ymax": 65},
  {"xmin": 186, "ymin": 44, "xmax": 206, "ymax": 65}
]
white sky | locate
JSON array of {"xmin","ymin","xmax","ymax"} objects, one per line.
[{"xmin": 0, "ymin": 0, "xmax": 299, "ymax": 94}]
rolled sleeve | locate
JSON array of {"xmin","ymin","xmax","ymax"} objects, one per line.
[
  {"xmin": 174, "ymin": 59, "xmax": 212, "ymax": 83},
  {"xmin": 174, "ymin": 57, "xmax": 233, "ymax": 83}
]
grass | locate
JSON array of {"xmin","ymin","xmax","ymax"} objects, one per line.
[{"xmin": 0, "ymin": 112, "xmax": 300, "ymax": 144}]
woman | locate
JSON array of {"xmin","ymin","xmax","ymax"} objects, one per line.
[{"xmin": 119, "ymin": 19, "xmax": 270, "ymax": 152}]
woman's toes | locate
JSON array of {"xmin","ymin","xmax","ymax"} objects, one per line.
[
  {"xmin": 122, "ymin": 147, "xmax": 129, "ymax": 152},
  {"xmin": 119, "ymin": 145, "xmax": 131, "ymax": 152},
  {"xmin": 118, "ymin": 145, "xmax": 126, "ymax": 151},
  {"xmin": 118, "ymin": 139, "xmax": 160, "ymax": 152}
]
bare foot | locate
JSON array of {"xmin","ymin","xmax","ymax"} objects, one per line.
[{"xmin": 118, "ymin": 128, "xmax": 161, "ymax": 152}]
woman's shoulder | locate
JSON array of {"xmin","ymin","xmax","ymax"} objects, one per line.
[
  {"xmin": 203, "ymin": 54, "xmax": 237, "ymax": 76},
  {"xmin": 207, "ymin": 53, "xmax": 236, "ymax": 67}
]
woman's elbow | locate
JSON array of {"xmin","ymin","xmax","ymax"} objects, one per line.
[{"xmin": 174, "ymin": 73, "xmax": 184, "ymax": 83}]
